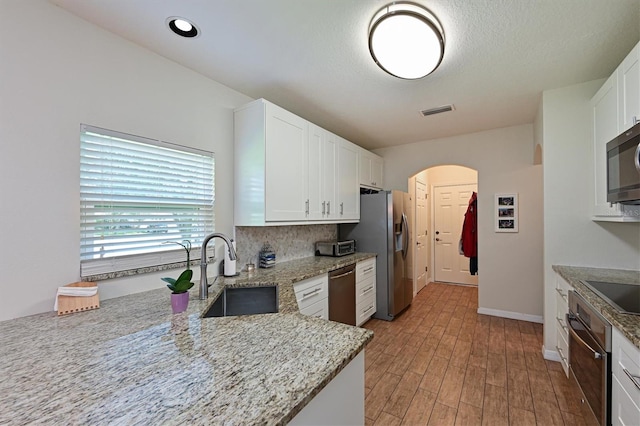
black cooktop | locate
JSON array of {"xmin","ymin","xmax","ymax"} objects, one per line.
[{"xmin": 582, "ymin": 280, "xmax": 640, "ymax": 316}]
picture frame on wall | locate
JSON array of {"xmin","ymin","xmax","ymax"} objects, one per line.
[{"xmin": 495, "ymin": 193, "xmax": 518, "ymax": 232}]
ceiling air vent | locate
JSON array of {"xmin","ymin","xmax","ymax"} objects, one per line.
[{"xmin": 420, "ymin": 104, "xmax": 455, "ymax": 117}]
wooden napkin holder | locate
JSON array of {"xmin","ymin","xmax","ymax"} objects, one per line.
[{"xmin": 57, "ymin": 282, "xmax": 100, "ymax": 316}]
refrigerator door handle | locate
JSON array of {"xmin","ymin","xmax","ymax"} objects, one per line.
[{"xmin": 401, "ymin": 213, "xmax": 409, "ymax": 259}]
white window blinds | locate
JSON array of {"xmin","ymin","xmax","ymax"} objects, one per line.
[{"xmin": 80, "ymin": 124, "xmax": 215, "ymax": 277}]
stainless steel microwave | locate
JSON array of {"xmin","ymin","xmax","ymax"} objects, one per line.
[{"xmin": 606, "ymin": 122, "xmax": 640, "ymax": 204}]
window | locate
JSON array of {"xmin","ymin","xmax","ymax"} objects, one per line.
[{"xmin": 80, "ymin": 124, "xmax": 214, "ymax": 278}]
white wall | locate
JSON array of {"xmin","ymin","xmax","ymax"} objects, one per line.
[
  {"xmin": 541, "ymin": 80, "xmax": 640, "ymax": 353},
  {"xmin": 376, "ymin": 124, "xmax": 544, "ymax": 321},
  {"xmin": 0, "ymin": 1, "xmax": 251, "ymax": 320}
]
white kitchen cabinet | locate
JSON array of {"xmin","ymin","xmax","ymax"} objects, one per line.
[
  {"xmin": 234, "ymin": 99, "xmax": 361, "ymax": 226},
  {"xmin": 234, "ymin": 99, "xmax": 308, "ymax": 225},
  {"xmin": 554, "ymin": 274, "xmax": 572, "ymax": 376},
  {"xmin": 355, "ymin": 258, "xmax": 376, "ymax": 326},
  {"xmin": 618, "ymin": 41, "xmax": 640, "ymax": 133},
  {"xmin": 290, "ymin": 351, "xmax": 364, "ymax": 425},
  {"xmin": 307, "ymin": 124, "xmax": 339, "ymax": 221},
  {"xmin": 337, "ymin": 138, "xmax": 360, "ymax": 221},
  {"xmin": 611, "ymin": 327, "xmax": 640, "ymax": 426},
  {"xmin": 359, "ymin": 148, "xmax": 384, "ymax": 189},
  {"xmin": 294, "ymin": 274, "xmax": 329, "ymax": 320},
  {"xmin": 590, "ymin": 41, "xmax": 640, "ymax": 222},
  {"xmin": 591, "ymin": 72, "xmax": 624, "ymax": 219}
]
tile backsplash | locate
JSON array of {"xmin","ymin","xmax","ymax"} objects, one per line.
[{"xmin": 235, "ymin": 225, "xmax": 337, "ymax": 268}]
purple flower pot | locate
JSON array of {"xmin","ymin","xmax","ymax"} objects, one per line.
[{"xmin": 171, "ymin": 292, "xmax": 189, "ymax": 314}]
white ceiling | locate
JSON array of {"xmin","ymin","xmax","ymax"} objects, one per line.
[{"xmin": 50, "ymin": 0, "xmax": 640, "ymax": 150}]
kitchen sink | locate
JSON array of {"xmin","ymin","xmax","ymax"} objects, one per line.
[
  {"xmin": 203, "ymin": 285, "xmax": 278, "ymax": 318},
  {"xmin": 581, "ymin": 280, "xmax": 640, "ymax": 315}
]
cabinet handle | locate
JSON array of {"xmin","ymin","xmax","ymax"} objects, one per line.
[
  {"xmin": 363, "ymin": 266, "xmax": 374, "ymax": 273},
  {"xmin": 363, "ymin": 285, "xmax": 374, "ymax": 294},
  {"xmin": 555, "ymin": 287, "xmax": 567, "ymax": 302},
  {"xmin": 362, "ymin": 305, "xmax": 374, "ymax": 314},
  {"xmin": 327, "ymin": 201, "xmax": 330, "ymax": 215},
  {"xmin": 555, "ymin": 345, "xmax": 567, "ymax": 363},
  {"xmin": 623, "ymin": 368, "xmax": 640, "ymax": 391},
  {"xmin": 322, "ymin": 201, "xmax": 326, "ymax": 215},
  {"xmin": 340, "ymin": 202, "xmax": 344, "ymax": 215},
  {"xmin": 556, "ymin": 316, "xmax": 567, "ymax": 333},
  {"xmin": 305, "ymin": 199, "xmax": 309, "ymax": 215},
  {"xmin": 301, "ymin": 287, "xmax": 322, "ymax": 300}
]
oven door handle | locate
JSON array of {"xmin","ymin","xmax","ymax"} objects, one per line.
[{"xmin": 566, "ymin": 313, "xmax": 602, "ymax": 360}]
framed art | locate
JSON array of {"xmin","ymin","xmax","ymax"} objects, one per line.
[{"xmin": 495, "ymin": 193, "xmax": 518, "ymax": 232}]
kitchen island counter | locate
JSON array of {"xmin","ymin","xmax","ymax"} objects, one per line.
[{"xmin": 0, "ymin": 254, "xmax": 375, "ymax": 425}]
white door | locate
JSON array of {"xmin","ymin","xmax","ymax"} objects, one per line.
[
  {"xmin": 434, "ymin": 184, "xmax": 478, "ymax": 285},
  {"xmin": 415, "ymin": 179, "xmax": 428, "ymax": 294}
]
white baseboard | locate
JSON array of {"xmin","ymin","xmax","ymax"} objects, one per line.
[
  {"xmin": 476, "ymin": 307, "xmax": 543, "ymax": 324},
  {"xmin": 543, "ymin": 346, "xmax": 561, "ymax": 362}
]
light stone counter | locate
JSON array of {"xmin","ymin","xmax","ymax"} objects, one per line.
[
  {"xmin": 553, "ymin": 265, "xmax": 640, "ymax": 349},
  {"xmin": 0, "ymin": 254, "xmax": 375, "ymax": 425}
]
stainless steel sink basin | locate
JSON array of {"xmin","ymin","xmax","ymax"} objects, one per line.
[
  {"xmin": 203, "ymin": 285, "xmax": 278, "ymax": 318},
  {"xmin": 581, "ymin": 280, "xmax": 640, "ymax": 315}
]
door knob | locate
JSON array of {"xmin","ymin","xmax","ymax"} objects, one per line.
[
  {"xmin": 435, "ymin": 238, "xmax": 441, "ymax": 241},
  {"xmin": 435, "ymin": 231, "xmax": 440, "ymax": 235}
]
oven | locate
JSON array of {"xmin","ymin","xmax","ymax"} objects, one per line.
[{"xmin": 567, "ymin": 290, "xmax": 612, "ymax": 426}]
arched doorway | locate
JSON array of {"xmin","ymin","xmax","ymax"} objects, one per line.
[{"xmin": 408, "ymin": 165, "xmax": 478, "ymax": 295}]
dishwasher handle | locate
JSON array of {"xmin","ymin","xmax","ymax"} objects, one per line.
[{"xmin": 329, "ymin": 269, "xmax": 355, "ymax": 280}]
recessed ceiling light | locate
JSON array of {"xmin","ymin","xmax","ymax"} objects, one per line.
[{"xmin": 166, "ymin": 16, "xmax": 199, "ymax": 38}]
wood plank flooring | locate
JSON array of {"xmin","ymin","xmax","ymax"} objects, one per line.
[{"xmin": 362, "ymin": 282, "xmax": 598, "ymax": 425}]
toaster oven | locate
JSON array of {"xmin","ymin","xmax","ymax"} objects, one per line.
[{"xmin": 315, "ymin": 240, "xmax": 356, "ymax": 257}]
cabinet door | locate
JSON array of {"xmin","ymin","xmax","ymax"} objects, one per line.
[
  {"xmin": 307, "ymin": 124, "xmax": 324, "ymax": 220},
  {"xmin": 359, "ymin": 151, "xmax": 372, "ymax": 186},
  {"xmin": 371, "ymin": 155, "xmax": 383, "ymax": 189},
  {"xmin": 265, "ymin": 104, "xmax": 308, "ymax": 221},
  {"xmin": 591, "ymin": 72, "xmax": 622, "ymax": 217},
  {"xmin": 618, "ymin": 42, "xmax": 640, "ymax": 132},
  {"xmin": 337, "ymin": 138, "xmax": 360, "ymax": 220},
  {"xmin": 323, "ymin": 132, "xmax": 338, "ymax": 219}
]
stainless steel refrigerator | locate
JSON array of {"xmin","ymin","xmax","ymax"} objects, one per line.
[{"xmin": 339, "ymin": 190, "xmax": 412, "ymax": 321}]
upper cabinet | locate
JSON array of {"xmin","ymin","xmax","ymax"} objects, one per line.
[
  {"xmin": 591, "ymin": 72, "xmax": 622, "ymax": 219},
  {"xmin": 618, "ymin": 42, "xmax": 640, "ymax": 132},
  {"xmin": 337, "ymin": 138, "xmax": 360, "ymax": 220},
  {"xmin": 234, "ymin": 99, "xmax": 360, "ymax": 226},
  {"xmin": 590, "ymin": 41, "xmax": 640, "ymax": 222},
  {"xmin": 359, "ymin": 148, "xmax": 384, "ymax": 190}
]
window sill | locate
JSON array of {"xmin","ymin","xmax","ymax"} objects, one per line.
[{"xmin": 82, "ymin": 259, "xmax": 212, "ymax": 282}]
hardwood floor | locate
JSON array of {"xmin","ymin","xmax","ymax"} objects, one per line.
[{"xmin": 361, "ymin": 282, "xmax": 598, "ymax": 426}]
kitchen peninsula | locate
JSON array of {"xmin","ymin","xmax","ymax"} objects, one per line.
[{"xmin": 0, "ymin": 254, "xmax": 375, "ymax": 425}]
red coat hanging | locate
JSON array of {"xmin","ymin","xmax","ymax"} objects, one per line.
[{"xmin": 461, "ymin": 192, "xmax": 477, "ymax": 258}]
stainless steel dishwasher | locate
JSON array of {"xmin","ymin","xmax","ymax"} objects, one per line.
[{"xmin": 328, "ymin": 263, "xmax": 356, "ymax": 326}]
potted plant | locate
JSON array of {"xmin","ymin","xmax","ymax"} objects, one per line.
[{"xmin": 162, "ymin": 240, "xmax": 194, "ymax": 314}]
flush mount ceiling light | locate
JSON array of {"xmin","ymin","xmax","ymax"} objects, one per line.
[
  {"xmin": 369, "ymin": 2, "xmax": 445, "ymax": 79},
  {"xmin": 166, "ymin": 16, "xmax": 199, "ymax": 38}
]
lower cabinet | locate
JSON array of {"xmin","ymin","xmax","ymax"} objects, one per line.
[
  {"xmin": 555, "ymin": 274, "xmax": 572, "ymax": 376},
  {"xmin": 612, "ymin": 327, "xmax": 640, "ymax": 425},
  {"xmin": 289, "ymin": 351, "xmax": 364, "ymax": 425},
  {"xmin": 294, "ymin": 274, "xmax": 329, "ymax": 320},
  {"xmin": 356, "ymin": 258, "xmax": 376, "ymax": 326},
  {"xmin": 294, "ymin": 258, "xmax": 376, "ymax": 325}
]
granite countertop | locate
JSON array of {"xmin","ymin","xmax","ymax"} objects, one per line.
[
  {"xmin": 552, "ymin": 265, "xmax": 640, "ymax": 349},
  {"xmin": 0, "ymin": 254, "xmax": 375, "ymax": 425}
]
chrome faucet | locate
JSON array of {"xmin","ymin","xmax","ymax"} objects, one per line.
[{"xmin": 199, "ymin": 233, "xmax": 237, "ymax": 300}]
